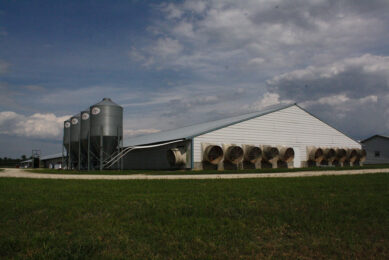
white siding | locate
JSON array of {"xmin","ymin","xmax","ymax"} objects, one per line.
[
  {"xmin": 362, "ymin": 137, "xmax": 389, "ymax": 164},
  {"xmin": 193, "ymin": 105, "xmax": 360, "ymax": 166}
]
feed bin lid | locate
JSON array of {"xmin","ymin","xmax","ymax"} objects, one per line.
[{"xmin": 92, "ymin": 98, "xmax": 121, "ymax": 107}]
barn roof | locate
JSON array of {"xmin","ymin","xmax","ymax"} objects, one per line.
[
  {"xmin": 40, "ymin": 153, "xmax": 63, "ymax": 160},
  {"xmin": 124, "ymin": 103, "xmax": 295, "ymax": 147},
  {"xmin": 361, "ymin": 134, "xmax": 389, "ymax": 143}
]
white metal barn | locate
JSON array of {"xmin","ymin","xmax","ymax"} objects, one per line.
[
  {"xmin": 40, "ymin": 153, "xmax": 63, "ymax": 169},
  {"xmin": 122, "ymin": 103, "xmax": 364, "ymax": 170},
  {"xmin": 361, "ymin": 135, "xmax": 389, "ymax": 164}
]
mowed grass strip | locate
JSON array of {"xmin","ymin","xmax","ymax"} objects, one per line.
[
  {"xmin": 28, "ymin": 163, "xmax": 389, "ymax": 175},
  {"xmin": 0, "ymin": 174, "xmax": 388, "ymax": 259}
]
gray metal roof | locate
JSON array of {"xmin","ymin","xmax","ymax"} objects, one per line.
[
  {"xmin": 361, "ymin": 134, "xmax": 389, "ymax": 143},
  {"xmin": 124, "ymin": 103, "xmax": 295, "ymax": 147},
  {"xmin": 93, "ymin": 98, "xmax": 121, "ymax": 107},
  {"xmin": 40, "ymin": 153, "xmax": 63, "ymax": 161}
]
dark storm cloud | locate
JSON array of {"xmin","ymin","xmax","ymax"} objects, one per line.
[
  {"xmin": 264, "ymin": 54, "xmax": 389, "ymax": 138},
  {"xmin": 267, "ymin": 54, "xmax": 389, "ymax": 101}
]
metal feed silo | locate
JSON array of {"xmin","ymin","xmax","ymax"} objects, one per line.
[
  {"xmin": 63, "ymin": 119, "xmax": 71, "ymax": 168},
  {"xmin": 89, "ymin": 98, "xmax": 123, "ymax": 170},
  {"xmin": 80, "ymin": 109, "xmax": 90, "ymax": 169},
  {"xmin": 70, "ymin": 114, "xmax": 81, "ymax": 169}
]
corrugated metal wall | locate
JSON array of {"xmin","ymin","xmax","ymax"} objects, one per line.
[
  {"xmin": 193, "ymin": 105, "xmax": 361, "ymax": 167},
  {"xmin": 123, "ymin": 140, "xmax": 191, "ymax": 170},
  {"xmin": 362, "ymin": 137, "xmax": 389, "ymax": 164}
]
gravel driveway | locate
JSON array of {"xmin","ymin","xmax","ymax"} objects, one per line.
[{"xmin": 0, "ymin": 167, "xmax": 388, "ymax": 180}]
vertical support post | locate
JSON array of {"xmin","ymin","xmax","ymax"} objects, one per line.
[
  {"xmin": 100, "ymin": 127, "xmax": 103, "ymax": 171},
  {"xmin": 79, "ymin": 119, "xmax": 82, "ymax": 171},
  {"xmin": 78, "ymin": 138, "xmax": 81, "ymax": 171},
  {"xmin": 69, "ymin": 125, "xmax": 72, "ymax": 170},
  {"xmin": 191, "ymin": 139, "xmax": 194, "ymax": 170},
  {"xmin": 69, "ymin": 143, "xmax": 71, "ymax": 170},
  {"xmin": 62, "ymin": 140, "xmax": 64, "ymax": 170},
  {"xmin": 119, "ymin": 127, "xmax": 123, "ymax": 171},
  {"xmin": 87, "ymin": 132, "xmax": 90, "ymax": 171},
  {"xmin": 117, "ymin": 127, "xmax": 120, "ymax": 170},
  {"xmin": 62, "ymin": 125, "xmax": 65, "ymax": 170}
]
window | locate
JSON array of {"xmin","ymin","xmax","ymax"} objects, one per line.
[{"xmin": 375, "ymin": 151, "xmax": 380, "ymax": 157}]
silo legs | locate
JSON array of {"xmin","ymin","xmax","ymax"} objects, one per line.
[
  {"xmin": 100, "ymin": 133, "xmax": 103, "ymax": 171},
  {"xmin": 87, "ymin": 133, "xmax": 90, "ymax": 171}
]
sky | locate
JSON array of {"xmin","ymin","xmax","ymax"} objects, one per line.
[{"xmin": 1, "ymin": 0, "xmax": 389, "ymax": 158}]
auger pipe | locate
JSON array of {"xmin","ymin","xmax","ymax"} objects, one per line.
[{"xmin": 104, "ymin": 139, "xmax": 185, "ymax": 169}]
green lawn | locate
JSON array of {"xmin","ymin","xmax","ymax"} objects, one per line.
[
  {"xmin": 27, "ymin": 163, "xmax": 389, "ymax": 175},
  {"xmin": 0, "ymin": 174, "xmax": 388, "ymax": 259}
]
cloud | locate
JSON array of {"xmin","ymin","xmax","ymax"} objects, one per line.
[
  {"xmin": 24, "ymin": 85, "xmax": 46, "ymax": 92},
  {"xmin": 263, "ymin": 54, "xmax": 389, "ymax": 138},
  {"xmin": 161, "ymin": 0, "xmax": 207, "ymax": 19},
  {"xmin": 250, "ymin": 92, "xmax": 293, "ymax": 110},
  {"xmin": 182, "ymin": 1, "xmax": 207, "ymax": 14},
  {"xmin": 38, "ymin": 85, "xmax": 127, "ymax": 109},
  {"xmin": 0, "ymin": 111, "xmax": 70, "ymax": 139},
  {"xmin": 124, "ymin": 128, "xmax": 160, "ymax": 137},
  {"xmin": 130, "ymin": 0, "xmax": 389, "ymax": 77},
  {"xmin": 0, "ymin": 29, "xmax": 7, "ymax": 37},
  {"xmin": 0, "ymin": 60, "xmax": 10, "ymax": 74},
  {"xmin": 267, "ymin": 54, "xmax": 389, "ymax": 101},
  {"xmin": 173, "ymin": 21, "xmax": 195, "ymax": 38},
  {"xmin": 161, "ymin": 3, "xmax": 184, "ymax": 19},
  {"xmin": 152, "ymin": 37, "xmax": 183, "ymax": 58}
]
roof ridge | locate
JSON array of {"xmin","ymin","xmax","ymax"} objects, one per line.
[{"xmin": 361, "ymin": 134, "xmax": 389, "ymax": 143}]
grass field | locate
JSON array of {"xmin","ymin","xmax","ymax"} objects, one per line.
[
  {"xmin": 27, "ymin": 163, "xmax": 389, "ymax": 175},
  {"xmin": 0, "ymin": 174, "xmax": 388, "ymax": 259}
]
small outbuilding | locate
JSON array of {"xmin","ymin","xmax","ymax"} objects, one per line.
[
  {"xmin": 361, "ymin": 135, "xmax": 389, "ymax": 164},
  {"xmin": 40, "ymin": 153, "xmax": 63, "ymax": 169},
  {"xmin": 20, "ymin": 159, "xmax": 32, "ymax": 168}
]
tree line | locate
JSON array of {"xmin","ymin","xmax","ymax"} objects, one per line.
[{"xmin": 0, "ymin": 155, "xmax": 29, "ymax": 167}]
